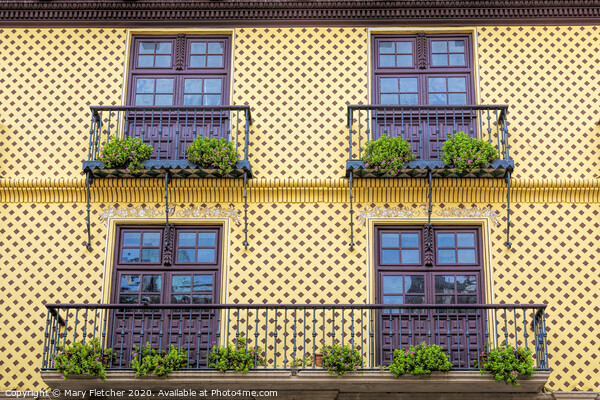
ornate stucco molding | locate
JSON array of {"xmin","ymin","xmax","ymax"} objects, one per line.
[
  {"xmin": 356, "ymin": 205, "xmax": 502, "ymax": 227},
  {"xmin": 98, "ymin": 204, "xmax": 242, "ymax": 226}
]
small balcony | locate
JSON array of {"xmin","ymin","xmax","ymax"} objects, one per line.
[
  {"xmin": 346, "ymin": 105, "xmax": 514, "ymax": 179},
  {"xmin": 42, "ymin": 303, "xmax": 549, "ymax": 396},
  {"xmin": 82, "ymin": 105, "xmax": 252, "ymax": 179}
]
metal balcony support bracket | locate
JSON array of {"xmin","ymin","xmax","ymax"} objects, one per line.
[
  {"xmin": 426, "ymin": 170, "xmax": 433, "ymax": 248},
  {"xmin": 84, "ymin": 171, "xmax": 93, "ymax": 251},
  {"xmin": 349, "ymin": 173, "xmax": 354, "ymax": 250},
  {"xmin": 164, "ymin": 171, "xmax": 172, "ymax": 252},
  {"xmin": 243, "ymin": 171, "xmax": 249, "ymax": 249},
  {"xmin": 505, "ymin": 171, "xmax": 512, "ymax": 248}
]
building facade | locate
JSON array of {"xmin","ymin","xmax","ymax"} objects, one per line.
[{"xmin": 1, "ymin": 1, "xmax": 600, "ymax": 399}]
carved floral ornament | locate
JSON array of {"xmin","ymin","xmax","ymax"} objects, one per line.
[
  {"xmin": 355, "ymin": 205, "xmax": 501, "ymax": 228},
  {"xmin": 98, "ymin": 204, "xmax": 242, "ymax": 226}
]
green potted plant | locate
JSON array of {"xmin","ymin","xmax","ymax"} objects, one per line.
[
  {"xmin": 99, "ymin": 136, "xmax": 154, "ymax": 173},
  {"xmin": 130, "ymin": 342, "xmax": 188, "ymax": 378},
  {"xmin": 185, "ymin": 136, "xmax": 240, "ymax": 175},
  {"xmin": 53, "ymin": 338, "xmax": 114, "ymax": 381},
  {"xmin": 441, "ymin": 132, "xmax": 499, "ymax": 173},
  {"xmin": 477, "ymin": 344, "xmax": 534, "ymax": 387},
  {"xmin": 389, "ymin": 342, "xmax": 452, "ymax": 378},
  {"xmin": 208, "ymin": 336, "xmax": 264, "ymax": 372},
  {"xmin": 362, "ymin": 134, "xmax": 416, "ymax": 175},
  {"xmin": 321, "ymin": 342, "xmax": 362, "ymax": 377}
]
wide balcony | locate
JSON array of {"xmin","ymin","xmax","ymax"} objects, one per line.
[
  {"xmin": 346, "ymin": 105, "xmax": 514, "ymax": 179},
  {"xmin": 42, "ymin": 303, "xmax": 549, "ymax": 397},
  {"xmin": 83, "ymin": 105, "xmax": 252, "ymax": 179}
]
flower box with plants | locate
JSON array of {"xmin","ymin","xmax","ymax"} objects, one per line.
[
  {"xmin": 362, "ymin": 134, "xmax": 416, "ymax": 176},
  {"xmin": 130, "ymin": 343, "xmax": 188, "ymax": 378},
  {"xmin": 321, "ymin": 342, "xmax": 363, "ymax": 377},
  {"xmin": 441, "ymin": 132, "xmax": 499, "ymax": 174},
  {"xmin": 389, "ymin": 342, "xmax": 452, "ymax": 378},
  {"xmin": 53, "ymin": 338, "xmax": 114, "ymax": 381},
  {"xmin": 185, "ymin": 137, "xmax": 240, "ymax": 176},
  {"xmin": 208, "ymin": 336, "xmax": 264, "ymax": 372},
  {"xmin": 476, "ymin": 344, "xmax": 534, "ymax": 387},
  {"xmin": 98, "ymin": 136, "xmax": 154, "ymax": 174}
]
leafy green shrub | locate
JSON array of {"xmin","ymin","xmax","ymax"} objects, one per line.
[
  {"xmin": 321, "ymin": 342, "xmax": 362, "ymax": 377},
  {"xmin": 289, "ymin": 353, "xmax": 313, "ymax": 368},
  {"xmin": 185, "ymin": 137, "xmax": 240, "ymax": 175},
  {"xmin": 389, "ymin": 342, "xmax": 452, "ymax": 378},
  {"xmin": 99, "ymin": 136, "xmax": 154, "ymax": 173},
  {"xmin": 362, "ymin": 134, "xmax": 416, "ymax": 174},
  {"xmin": 441, "ymin": 132, "xmax": 498, "ymax": 173},
  {"xmin": 478, "ymin": 345, "xmax": 534, "ymax": 387},
  {"xmin": 53, "ymin": 338, "xmax": 113, "ymax": 381},
  {"xmin": 209, "ymin": 336, "xmax": 264, "ymax": 372},
  {"xmin": 130, "ymin": 343, "xmax": 188, "ymax": 378}
]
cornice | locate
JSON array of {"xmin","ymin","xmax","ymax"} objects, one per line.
[{"xmin": 1, "ymin": 1, "xmax": 600, "ymax": 26}]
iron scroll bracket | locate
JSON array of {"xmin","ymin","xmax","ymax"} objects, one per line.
[
  {"xmin": 84, "ymin": 171, "xmax": 93, "ymax": 251},
  {"xmin": 349, "ymin": 173, "xmax": 354, "ymax": 250},
  {"xmin": 426, "ymin": 170, "xmax": 433, "ymax": 249},
  {"xmin": 164, "ymin": 171, "xmax": 172, "ymax": 252},
  {"xmin": 243, "ymin": 171, "xmax": 249, "ymax": 249},
  {"xmin": 505, "ymin": 170, "xmax": 512, "ymax": 248}
]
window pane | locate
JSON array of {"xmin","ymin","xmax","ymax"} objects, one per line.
[
  {"xmin": 456, "ymin": 276, "xmax": 477, "ymax": 294},
  {"xmin": 191, "ymin": 42, "xmax": 207, "ymax": 54},
  {"xmin": 379, "ymin": 42, "xmax": 395, "ymax": 53},
  {"xmin": 141, "ymin": 248, "xmax": 160, "ymax": 263},
  {"xmin": 405, "ymin": 295, "xmax": 424, "ymax": 304},
  {"xmin": 438, "ymin": 249, "xmax": 456, "ymax": 263},
  {"xmin": 139, "ymin": 42, "xmax": 155, "ymax": 54},
  {"xmin": 208, "ymin": 42, "xmax": 224, "ymax": 54},
  {"xmin": 457, "ymin": 249, "xmax": 476, "ymax": 264},
  {"xmin": 198, "ymin": 232, "xmax": 216, "ymax": 247},
  {"xmin": 184, "ymin": 95, "xmax": 202, "ymax": 105},
  {"xmin": 172, "ymin": 275, "xmax": 191, "ymax": 293},
  {"xmin": 431, "ymin": 41, "xmax": 447, "ymax": 52},
  {"xmin": 401, "ymin": 249, "xmax": 419, "ymax": 264},
  {"xmin": 381, "ymin": 249, "xmax": 400, "ymax": 264},
  {"xmin": 135, "ymin": 94, "xmax": 154, "ymax": 106},
  {"xmin": 380, "ymin": 94, "xmax": 398, "ymax": 105},
  {"xmin": 379, "ymin": 55, "xmax": 395, "ymax": 67},
  {"xmin": 142, "ymin": 232, "xmax": 160, "ymax": 247},
  {"xmin": 380, "ymin": 78, "xmax": 398, "ymax": 93},
  {"xmin": 428, "ymin": 77, "xmax": 446, "ymax": 92},
  {"xmin": 119, "ymin": 295, "xmax": 138, "ymax": 304},
  {"xmin": 204, "ymin": 79, "xmax": 222, "ymax": 93},
  {"xmin": 142, "ymin": 275, "xmax": 162, "ymax": 292},
  {"xmin": 435, "ymin": 276, "xmax": 455, "ymax": 293},
  {"xmin": 448, "ymin": 93, "xmax": 467, "ymax": 105},
  {"xmin": 193, "ymin": 275, "xmax": 213, "ymax": 292},
  {"xmin": 123, "ymin": 232, "xmax": 141, "ymax": 246},
  {"xmin": 383, "ymin": 275, "xmax": 403, "ymax": 294},
  {"xmin": 401, "ymin": 233, "xmax": 419, "ymax": 247},
  {"xmin": 435, "ymin": 295, "xmax": 455, "ymax": 305},
  {"xmin": 405, "ymin": 276, "xmax": 424, "ymax": 293},
  {"xmin": 400, "ymin": 94, "xmax": 418, "ymax": 105},
  {"xmin": 190, "ymin": 55, "xmax": 207, "ymax": 68},
  {"xmin": 122, "ymin": 248, "xmax": 140, "ymax": 263},
  {"xmin": 120, "ymin": 275, "xmax": 140, "ymax": 292},
  {"xmin": 396, "ymin": 55, "xmax": 412, "ymax": 67},
  {"xmin": 381, "ymin": 233, "xmax": 399, "ymax": 248},
  {"xmin": 178, "ymin": 248, "xmax": 196, "ymax": 263},
  {"xmin": 457, "ymin": 295, "xmax": 477, "ymax": 304},
  {"xmin": 154, "ymin": 55, "xmax": 171, "ymax": 68},
  {"xmin": 399, "ymin": 78, "xmax": 417, "ymax": 93},
  {"xmin": 197, "ymin": 248, "xmax": 215, "ymax": 263},
  {"xmin": 156, "ymin": 42, "xmax": 172, "ymax": 54},
  {"xmin": 429, "ymin": 93, "xmax": 447, "ymax": 105},
  {"xmin": 431, "ymin": 54, "xmax": 448, "ymax": 66},
  {"xmin": 193, "ymin": 295, "xmax": 213, "ymax": 304},
  {"xmin": 449, "ymin": 53, "xmax": 465, "ymax": 66},
  {"xmin": 396, "ymin": 41, "xmax": 412, "ymax": 54},
  {"xmin": 448, "ymin": 77, "xmax": 466, "ymax": 92},
  {"xmin": 457, "ymin": 233, "xmax": 475, "ymax": 247},
  {"xmin": 155, "ymin": 95, "xmax": 173, "ymax": 106},
  {"xmin": 178, "ymin": 232, "xmax": 197, "ymax": 247},
  {"xmin": 156, "ymin": 79, "xmax": 174, "ymax": 93},
  {"xmin": 171, "ymin": 294, "xmax": 190, "ymax": 304},
  {"xmin": 145, "ymin": 295, "xmax": 161, "ymax": 304},
  {"xmin": 184, "ymin": 78, "xmax": 203, "ymax": 93},
  {"xmin": 383, "ymin": 295, "xmax": 403, "ymax": 305},
  {"xmin": 138, "ymin": 55, "xmax": 155, "ymax": 67},
  {"xmin": 136, "ymin": 79, "xmax": 154, "ymax": 94},
  {"xmin": 449, "ymin": 40, "xmax": 465, "ymax": 52},
  {"xmin": 203, "ymin": 95, "xmax": 221, "ymax": 106},
  {"xmin": 437, "ymin": 233, "xmax": 455, "ymax": 247},
  {"xmin": 207, "ymin": 55, "xmax": 223, "ymax": 68}
]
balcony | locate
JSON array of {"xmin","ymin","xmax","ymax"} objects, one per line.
[
  {"xmin": 83, "ymin": 105, "xmax": 252, "ymax": 179},
  {"xmin": 41, "ymin": 303, "xmax": 549, "ymax": 397},
  {"xmin": 346, "ymin": 105, "xmax": 514, "ymax": 179}
]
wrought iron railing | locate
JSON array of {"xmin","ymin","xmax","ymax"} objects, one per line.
[
  {"xmin": 347, "ymin": 105, "xmax": 510, "ymax": 165},
  {"xmin": 42, "ymin": 303, "xmax": 548, "ymax": 372},
  {"xmin": 86, "ymin": 105, "xmax": 252, "ymax": 166}
]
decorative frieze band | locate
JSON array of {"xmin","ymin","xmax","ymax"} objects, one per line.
[
  {"xmin": 355, "ymin": 205, "xmax": 502, "ymax": 227},
  {"xmin": 98, "ymin": 204, "xmax": 242, "ymax": 226}
]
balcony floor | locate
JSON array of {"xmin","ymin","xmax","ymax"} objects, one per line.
[
  {"xmin": 346, "ymin": 160, "xmax": 514, "ymax": 179},
  {"xmin": 83, "ymin": 160, "xmax": 252, "ymax": 179}
]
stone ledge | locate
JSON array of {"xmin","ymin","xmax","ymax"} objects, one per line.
[{"xmin": 552, "ymin": 392, "xmax": 600, "ymax": 400}]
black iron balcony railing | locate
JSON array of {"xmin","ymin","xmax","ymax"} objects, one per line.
[
  {"xmin": 84, "ymin": 105, "xmax": 252, "ymax": 179},
  {"xmin": 43, "ymin": 303, "xmax": 548, "ymax": 373},
  {"xmin": 346, "ymin": 105, "xmax": 513, "ymax": 178}
]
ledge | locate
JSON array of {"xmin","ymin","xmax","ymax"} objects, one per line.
[
  {"xmin": 82, "ymin": 160, "xmax": 252, "ymax": 179},
  {"xmin": 346, "ymin": 160, "xmax": 514, "ymax": 179},
  {"xmin": 42, "ymin": 370, "xmax": 550, "ymax": 394}
]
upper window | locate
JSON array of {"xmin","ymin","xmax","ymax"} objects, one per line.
[
  {"xmin": 373, "ymin": 34, "xmax": 473, "ymax": 106},
  {"xmin": 129, "ymin": 35, "xmax": 230, "ymax": 107}
]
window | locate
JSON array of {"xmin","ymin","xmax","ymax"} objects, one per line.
[{"xmin": 372, "ymin": 34, "xmax": 475, "ymax": 159}]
